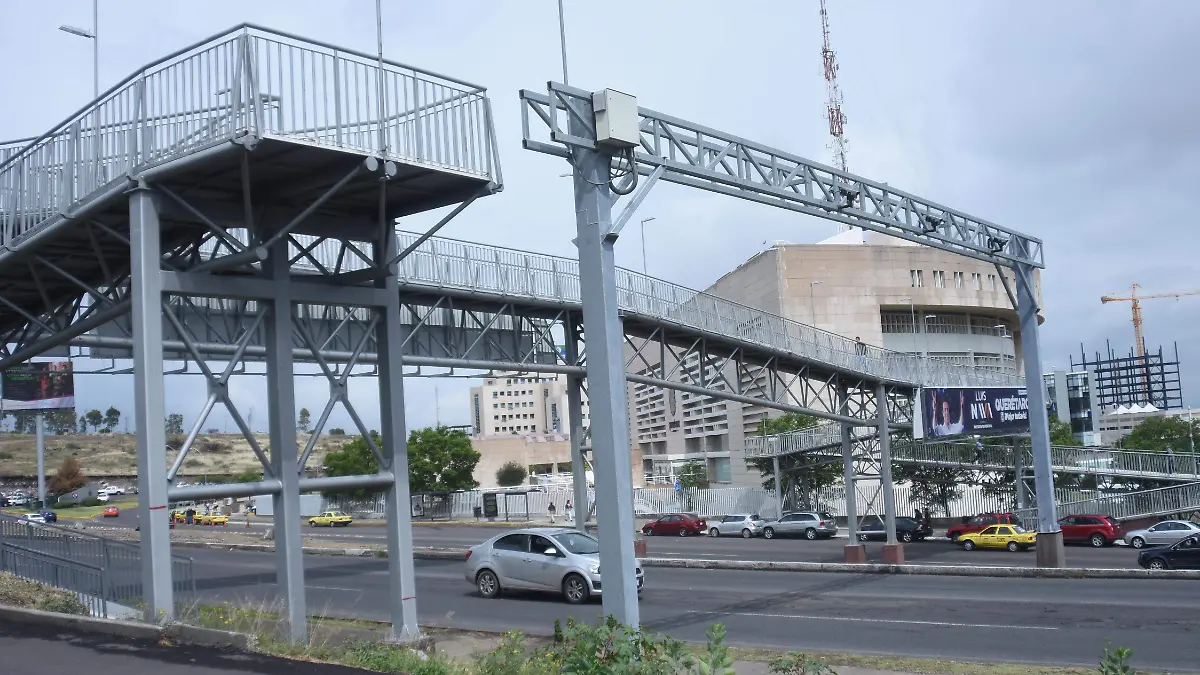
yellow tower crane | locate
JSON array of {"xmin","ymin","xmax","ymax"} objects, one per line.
[{"xmin": 1100, "ymin": 284, "xmax": 1200, "ymax": 357}]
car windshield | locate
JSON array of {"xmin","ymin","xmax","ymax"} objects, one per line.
[
  {"xmin": 685, "ymin": 514, "xmax": 700, "ymax": 520},
  {"xmin": 554, "ymin": 532, "xmax": 600, "ymax": 555}
]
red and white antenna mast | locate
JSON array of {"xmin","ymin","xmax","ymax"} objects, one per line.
[{"xmin": 820, "ymin": 0, "xmax": 849, "ymax": 174}]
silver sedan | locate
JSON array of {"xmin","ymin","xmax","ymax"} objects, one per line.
[
  {"xmin": 1125, "ymin": 520, "xmax": 1200, "ymax": 549},
  {"xmin": 464, "ymin": 527, "xmax": 644, "ymax": 604},
  {"xmin": 708, "ymin": 514, "xmax": 766, "ymax": 538}
]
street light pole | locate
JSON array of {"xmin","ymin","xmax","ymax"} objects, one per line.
[
  {"xmin": 59, "ymin": 0, "xmax": 99, "ymax": 99},
  {"xmin": 556, "ymin": 0, "xmax": 570, "ymax": 84},
  {"xmin": 639, "ymin": 217, "xmax": 655, "ymax": 275}
]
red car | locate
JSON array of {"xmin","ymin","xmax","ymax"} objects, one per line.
[
  {"xmin": 102, "ymin": 506, "xmax": 119, "ymax": 517},
  {"xmin": 1058, "ymin": 514, "xmax": 1123, "ymax": 547},
  {"xmin": 946, "ymin": 513, "xmax": 1017, "ymax": 542},
  {"xmin": 642, "ymin": 513, "xmax": 707, "ymax": 537}
]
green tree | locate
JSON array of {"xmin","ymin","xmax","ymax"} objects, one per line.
[
  {"xmin": 84, "ymin": 409, "xmax": 103, "ymax": 433},
  {"xmin": 165, "ymin": 413, "xmax": 185, "ymax": 436},
  {"xmin": 297, "ymin": 408, "xmax": 312, "ymax": 434},
  {"xmin": 1049, "ymin": 414, "xmax": 1082, "ymax": 447},
  {"xmin": 746, "ymin": 413, "xmax": 840, "ymax": 509},
  {"xmin": 677, "ymin": 460, "xmax": 709, "ymax": 489},
  {"xmin": 894, "ymin": 464, "xmax": 964, "ymax": 516},
  {"xmin": 408, "ymin": 426, "xmax": 481, "ymax": 493},
  {"xmin": 322, "ymin": 432, "xmax": 380, "ymax": 498},
  {"xmin": 495, "ymin": 461, "xmax": 527, "ymax": 487},
  {"xmin": 102, "ymin": 407, "xmax": 121, "ymax": 432},
  {"xmin": 323, "ymin": 426, "xmax": 481, "ymax": 496},
  {"xmin": 329, "ymin": 428, "xmax": 345, "ymax": 436},
  {"xmin": 1119, "ymin": 415, "xmax": 1198, "ymax": 452}
]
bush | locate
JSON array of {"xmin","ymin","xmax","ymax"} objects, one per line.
[
  {"xmin": 770, "ymin": 653, "xmax": 838, "ymax": 675},
  {"xmin": 200, "ymin": 438, "xmax": 231, "ymax": 454},
  {"xmin": 167, "ymin": 434, "xmax": 185, "ymax": 450},
  {"xmin": 79, "ymin": 497, "xmax": 104, "ymax": 507},
  {"xmin": 329, "ymin": 428, "xmax": 346, "ymax": 436},
  {"xmin": 48, "ymin": 457, "xmax": 87, "ymax": 496},
  {"xmin": 495, "ymin": 461, "xmax": 527, "ymax": 488},
  {"xmin": 37, "ymin": 593, "xmax": 90, "ymax": 616}
]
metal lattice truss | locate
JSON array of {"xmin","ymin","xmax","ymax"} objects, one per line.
[{"xmin": 520, "ymin": 83, "xmax": 1043, "ymax": 269}]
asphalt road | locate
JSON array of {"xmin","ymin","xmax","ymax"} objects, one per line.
[
  {"xmin": 0, "ymin": 618, "xmax": 370, "ymax": 674},
  {"xmin": 181, "ymin": 546, "xmax": 1199, "ymax": 671},
  {"xmin": 95, "ymin": 512, "xmax": 1147, "ymax": 569}
]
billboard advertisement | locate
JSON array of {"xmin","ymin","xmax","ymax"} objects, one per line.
[
  {"xmin": 921, "ymin": 386, "xmax": 1029, "ymax": 438},
  {"xmin": 1, "ymin": 362, "xmax": 76, "ymax": 411}
]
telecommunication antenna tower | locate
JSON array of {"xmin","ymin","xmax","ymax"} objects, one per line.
[{"xmin": 820, "ymin": 0, "xmax": 852, "ymax": 234}]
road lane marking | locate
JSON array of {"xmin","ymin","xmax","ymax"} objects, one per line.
[
  {"xmin": 694, "ymin": 611, "xmax": 1058, "ymax": 630},
  {"xmin": 307, "ymin": 585, "xmax": 362, "ymax": 593}
]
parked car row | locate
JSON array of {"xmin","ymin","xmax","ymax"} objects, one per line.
[{"xmin": 640, "ymin": 512, "xmax": 841, "ymax": 541}]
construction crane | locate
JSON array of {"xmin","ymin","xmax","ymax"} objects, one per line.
[{"xmin": 1100, "ymin": 284, "xmax": 1200, "ymax": 358}]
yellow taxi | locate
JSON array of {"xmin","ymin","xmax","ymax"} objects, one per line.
[
  {"xmin": 197, "ymin": 512, "xmax": 230, "ymax": 526},
  {"xmin": 958, "ymin": 524, "xmax": 1036, "ymax": 552},
  {"xmin": 309, "ymin": 510, "xmax": 353, "ymax": 527}
]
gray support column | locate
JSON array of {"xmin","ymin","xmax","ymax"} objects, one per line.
[
  {"xmin": 130, "ymin": 187, "xmax": 173, "ymax": 621},
  {"xmin": 772, "ymin": 456, "xmax": 783, "ymax": 519},
  {"xmin": 876, "ymin": 384, "xmax": 903, "ymax": 563},
  {"xmin": 565, "ymin": 318, "xmax": 589, "ymax": 531},
  {"xmin": 376, "ymin": 230, "xmax": 421, "ymax": 641},
  {"xmin": 841, "ymin": 424, "xmax": 858, "ymax": 540},
  {"xmin": 839, "ymin": 384, "xmax": 865, "ymax": 563},
  {"xmin": 1013, "ymin": 442, "xmax": 1029, "ymax": 511},
  {"xmin": 35, "ymin": 415, "xmax": 45, "ymax": 508},
  {"xmin": 1014, "ymin": 262, "xmax": 1065, "ymax": 567},
  {"xmin": 264, "ymin": 239, "xmax": 306, "ymax": 642},
  {"xmin": 570, "ymin": 106, "xmax": 639, "ymax": 625}
]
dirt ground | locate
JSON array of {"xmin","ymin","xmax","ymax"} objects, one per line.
[{"xmin": 0, "ymin": 432, "xmax": 348, "ymax": 478}]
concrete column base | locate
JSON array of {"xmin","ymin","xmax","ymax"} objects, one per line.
[
  {"xmin": 882, "ymin": 544, "xmax": 906, "ymax": 565},
  {"xmin": 843, "ymin": 544, "xmax": 867, "ymax": 564},
  {"xmin": 1036, "ymin": 531, "xmax": 1066, "ymax": 568}
]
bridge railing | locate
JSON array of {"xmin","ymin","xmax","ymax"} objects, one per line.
[
  {"xmin": 1, "ymin": 24, "xmax": 498, "ymax": 249},
  {"xmin": 1015, "ymin": 481, "xmax": 1200, "ymax": 526},
  {"xmin": 0, "ymin": 515, "xmax": 195, "ymax": 615},
  {"xmin": 387, "ymin": 232, "xmax": 1022, "ymax": 389}
]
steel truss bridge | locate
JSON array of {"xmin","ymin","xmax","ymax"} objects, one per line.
[{"xmin": 1, "ymin": 24, "xmax": 1056, "ymax": 639}]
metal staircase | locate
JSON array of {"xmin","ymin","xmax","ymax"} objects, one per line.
[{"xmin": 1016, "ymin": 481, "xmax": 1200, "ymax": 524}]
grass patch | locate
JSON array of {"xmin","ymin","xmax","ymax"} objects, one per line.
[
  {"xmin": 0, "ymin": 571, "xmax": 90, "ymax": 615},
  {"xmin": 725, "ymin": 647, "xmax": 1100, "ymax": 675}
]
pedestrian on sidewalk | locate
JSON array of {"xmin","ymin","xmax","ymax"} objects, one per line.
[
  {"xmin": 185, "ymin": 507, "xmax": 195, "ymax": 526},
  {"xmin": 548, "ymin": 501, "xmax": 557, "ymax": 524},
  {"xmin": 565, "ymin": 499, "xmax": 573, "ymax": 522},
  {"xmin": 914, "ymin": 507, "xmax": 922, "ymax": 521}
]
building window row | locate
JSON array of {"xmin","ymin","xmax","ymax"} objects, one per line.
[{"xmin": 910, "ymin": 269, "xmax": 1007, "ymax": 294}]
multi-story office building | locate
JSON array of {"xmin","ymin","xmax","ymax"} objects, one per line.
[
  {"xmin": 469, "ymin": 373, "xmax": 590, "ymax": 437},
  {"xmin": 630, "ymin": 231, "xmax": 1042, "ymax": 486},
  {"xmin": 1043, "ymin": 370, "xmax": 1102, "ymax": 446}
]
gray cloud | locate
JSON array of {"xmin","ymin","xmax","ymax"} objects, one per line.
[{"xmin": 3, "ymin": 0, "xmax": 1196, "ymax": 436}]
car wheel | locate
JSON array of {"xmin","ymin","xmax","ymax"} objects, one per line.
[
  {"xmin": 858, "ymin": 533, "xmax": 869, "ymax": 542},
  {"xmin": 709, "ymin": 528, "xmax": 720, "ymax": 537},
  {"xmin": 1131, "ymin": 537, "xmax": 1145, "ymax": 549},
  {"xmin": 643, "ymin": 528, "xmax": 654, "ymax": 536},
  {"xmin": 309, "ymin": 520, "xmax": 316, "ymax": 527},
  {"xmin": 741, "ymin": 528, "xmax": 752, "ymax": 539},
  {"xmin": 678, "ymin": 528, "xmax": 689, "ymax": 537},
  {"xmin": 562, "ymin": 573, "xmax": 589, "ymax": 604},
  {"xmin": 950, "ymin": 533, "xmax": 960, "ymax": 542},
  {"xmin": 963, "ymin": 540, "xmax": 976, "ymax": 551},
  {"xmin": 804, "ymin": 528, "xmax": 817, "ymax": 541},
  {"xmin": 763, "ymin": 527, "xmax": 775, "ymax": 539},
  {"xmin": 1007, "ymin": 541, "xmax": 1019, "ymax": 552},
  {"xmin": 476, "ymin": 569, "xmax": 500, "ymax": 598},
  {"xmin": 1090, "ymin": 534, "xmax": 1107, "ymax": 548},
  {"xmin": 901, "ymin": 531, "xmax": 914, "ymax": 543},
  {"xmin": 1148, "ymin": 558, "xmax": 1168, "ymax": 571}
]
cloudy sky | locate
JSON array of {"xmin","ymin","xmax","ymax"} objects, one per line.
[{"xmin": 2, "ymin": 1, "xmax": 1197, "ymax": 435}]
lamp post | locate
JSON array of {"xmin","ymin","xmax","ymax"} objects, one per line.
[
  {"xmin": 923, "ymin": 314, "xmax": 936, "ymax": 360},
  {"xmin": 59, "ymin": 0, "xmax": 98, "ymax": 99},
  {"xmin": 639, "ymin": 217, "xmax": 655, "ymax": 275},
  {"xmin": 809, "ymin": 280, "xmax": 822, "ymax": 326}
]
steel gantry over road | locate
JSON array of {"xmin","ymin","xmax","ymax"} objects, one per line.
[
  {"xmin": 520, "ymin": 80, "xmax": 1059, "ymax": 624},
  {"xmin": 1, "ymin": 24, "xmax": 1052, "ymax": 640}
]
